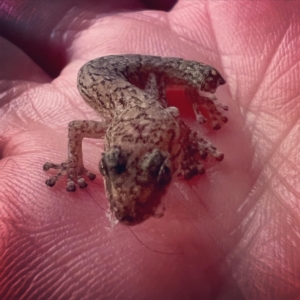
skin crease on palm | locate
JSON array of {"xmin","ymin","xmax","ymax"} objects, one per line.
[{"xmin": 0, "ymin": 0, "xmax": 300, "ymax": 299}]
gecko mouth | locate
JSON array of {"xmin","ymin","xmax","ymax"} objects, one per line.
[{"xmin": 110, "ymin": 187, "xmax": 167, "ymax": 225}]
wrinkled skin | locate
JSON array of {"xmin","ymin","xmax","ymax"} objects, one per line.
[{"xmin": 0, "ymin": 1, "xmax": 300, "ymax": 299}]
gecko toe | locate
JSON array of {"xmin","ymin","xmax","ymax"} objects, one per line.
[
  {"xmin": 221, "ymin": 116, "xmax": 228, "ymax": 123},
  {"xmin": 43, "ymin": 163, "xmax": 50, "ymax": 171},
  {"xmin": 78, "ymin": 177, "xmax": 88, "ymax": 189},
  {"xmin": 87, "ymin": 172, "xmax": 96, "ymax": 180},
  {"xmin": 213, "ymin": 123, "xmax": 221, "ymax": 130},
  {"xmin": 215, "ymin": 153, "xmax": 224, "ymax": 161},
  {"xmin": 45, "ymin": 176, "xmax": 57, "ymax": 187},
  {"xmin": 67, "ymin": 180, "xmax": 76, "ymax": 192},
  {"xmin": 43, "ymin": 162, "xmax": 54, "ymax": 171}
]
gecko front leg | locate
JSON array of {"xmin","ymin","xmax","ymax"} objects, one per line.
[{"xmin": 43, "ymin": 120, "xmax": 107, "ymax": 191}]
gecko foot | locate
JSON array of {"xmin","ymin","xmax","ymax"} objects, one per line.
[
  {"xmin": 43, "ymin": 161, "xmax": 96, "ymax": 191},
  {"xmin": 179, "ymin": 130, "xmax": 224, "ymax": 180},
  {"xmin": 180, "ymin": 158, "xmax": 205, "ymax": 179},
  {"xmin": 187, "ymin": 88, "xmax": 228, "ymax": 130},
  {"xmin": 197, "ymin": 137, "xmax": 224, "ymax": 161}
]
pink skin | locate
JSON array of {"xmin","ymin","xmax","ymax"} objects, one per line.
[{"xmin": 0, "ymin": 1, "xmax": 299, "ymax": 299}]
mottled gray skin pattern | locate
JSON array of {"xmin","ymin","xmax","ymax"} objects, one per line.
[{"xmin": 44, "ymin": 55, "xmax": 228, "ymax": 223}]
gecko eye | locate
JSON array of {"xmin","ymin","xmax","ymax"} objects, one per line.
[
  {"xmin": 113, "ymin": 161, "xmax": 126, "ymax": 175},
  {"xmin": 139, "ymin": 149, "xmax": 172, "ymax": 185},
  {"xmin": 100, "ymin": 146, "xmax": 128, "ymax": 176}
]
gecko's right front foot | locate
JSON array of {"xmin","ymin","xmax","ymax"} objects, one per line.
[{"xmin": 43, "ymin": 160, "xmax": 96, "ymax": 192}]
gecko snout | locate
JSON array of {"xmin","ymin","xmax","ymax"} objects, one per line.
[{"xmin": 218, "ymin": 76, "xmax": 226, "ymax": 85}]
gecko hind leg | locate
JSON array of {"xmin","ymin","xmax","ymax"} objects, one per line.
[
  {"xmin": 197, "ymin": 137, "xmax": 224, "ymax": 161},
  {"xmin": 179, "ymin": 130, "xmax": 224, "ymax": 179}
]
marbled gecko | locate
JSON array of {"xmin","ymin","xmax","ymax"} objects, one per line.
[{"xmin": 43, "ymin": 55, "xmax": 228, "ymax": 223}]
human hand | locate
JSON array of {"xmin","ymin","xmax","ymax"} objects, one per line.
[{"xmin": 1, "ymin": 1, "xmax": 299, "ymax": 299}]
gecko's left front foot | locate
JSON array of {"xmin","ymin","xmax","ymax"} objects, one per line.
[{"xmin": 43, "ymin": 160, "xmax": 96, "ymax": 191}]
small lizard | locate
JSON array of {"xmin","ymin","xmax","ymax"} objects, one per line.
[{"xmin": 43, "ymin": 55, "xmax": 228, "ymax": 223}]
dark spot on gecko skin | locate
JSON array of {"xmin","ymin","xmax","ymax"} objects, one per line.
[
  {"xmin": 113, "ymin": 86, "xmax": 126, "ymax": 93},
  {"xmin": 79, "ymin": 88, "xmax": 92, "ymax": 100},
  {"xmin": 135, "ymin": 112, "xmax": 148, "ymax": 119},
  {"xmin": 121, "ymin": 134, "xmax": 134, "ymax": 143},
  {"xmin": 88, "ymin": 63, "xmax": 97, "ymax": 70},
  {"xmin": 118, "ymin": 98, "xmax": 125, "ymax": 106}
]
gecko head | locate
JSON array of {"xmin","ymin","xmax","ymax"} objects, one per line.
[
  {"xmin": 99, "ymin": 145, "xmax": 172, "ymax": 223},
  {"xmin": 202, "ymin": 67, "xmax": 226, "ymax": 93}
]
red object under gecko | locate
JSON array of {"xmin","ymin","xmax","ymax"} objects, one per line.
[{"xmin": 166, "ymin": 86, "xmax": 195, "ymax": 120}]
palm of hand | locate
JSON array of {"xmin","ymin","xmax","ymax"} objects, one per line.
[{"xmin": 0, "ymin": 1, "xmax": 299, "ymax": 299}]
